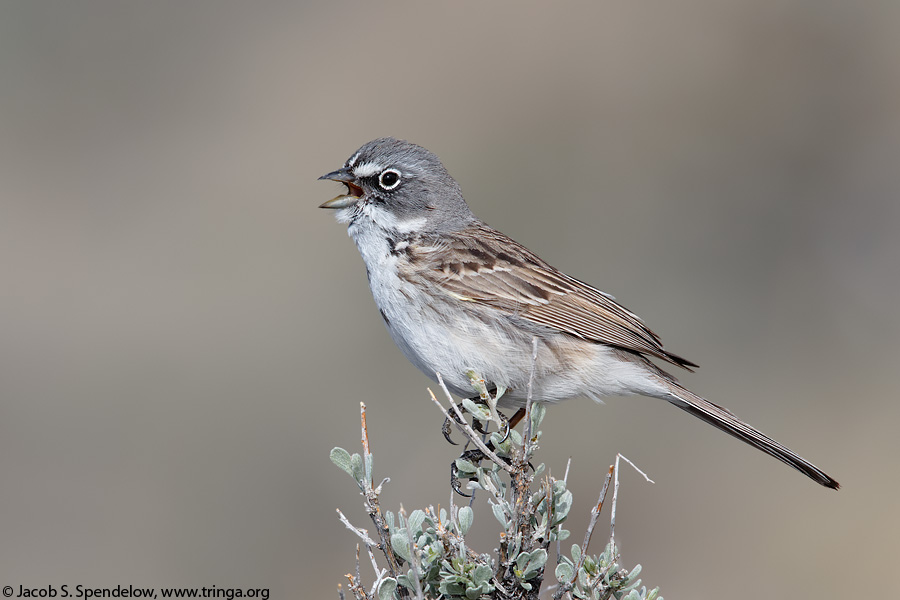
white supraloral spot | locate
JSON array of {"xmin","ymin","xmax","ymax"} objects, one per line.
[{"xmin": 352, "ymin": 162, "xmax": 384, "ymax": 178}]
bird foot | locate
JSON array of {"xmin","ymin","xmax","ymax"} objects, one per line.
[
  {"xmin": 450, "ymin": 448, "xmax": 489, "ymax": 497},
  {"xmin": 441, "ymin": 393, "xmax": 497, "ymax": 446},
  {"xmin": 446, "ymin": 406, "xmax": 529, "ymax": 496}
]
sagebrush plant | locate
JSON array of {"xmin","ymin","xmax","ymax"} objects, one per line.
[{"xmin": 331, "ymin": 371, "xmax": 661, "ymax": 600}]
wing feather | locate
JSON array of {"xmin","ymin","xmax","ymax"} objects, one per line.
[{"xmin": 416, "ymin": 223, "xmax": 698, "ymax": 370}]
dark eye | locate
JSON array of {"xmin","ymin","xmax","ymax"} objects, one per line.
[{"xmin": 378, "ymin": 169, "xmax": 401, "ymax": 190}]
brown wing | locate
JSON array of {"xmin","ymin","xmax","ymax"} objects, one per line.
[{"xmin": 416, "ymin": 223, "xmax": 698, "ymax": 371}]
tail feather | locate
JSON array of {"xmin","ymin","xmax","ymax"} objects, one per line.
[{"xmin": 666, "ymin": 384, "xmax": 840, "ymax": 490}]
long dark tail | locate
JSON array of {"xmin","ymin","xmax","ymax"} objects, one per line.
[{"xmin": 665, "ymin": 384, "xmax": 840, "ymax": 489}]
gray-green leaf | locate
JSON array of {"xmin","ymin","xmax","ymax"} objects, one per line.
[
  {"xmin": 455, "ymin": 458, "xmax": 478, "ymax": 475},
  {"xmin": 458, "ymin": 506, "xmax": 474, "ymax": 535},
  {"xmin": 554, "ymin": 490, "xmax": 573, "ymax": 521},
  {"xmin": 390, "ymin": 533, "xmax": 410, "ymax": 562},
  {"xmin": 472, "ymin": 564, "xmax": 492, "ymax": 586},
  {"xmin": 570, "ymin": 544, "xmax": 582, "ymax": 565},
  {"xmin": 329, "ymin": 447, "xmax": 354, "ymax": 476},
  {"xmin": 462, "ymin": 398, "xmax": 490, "ymax": 420},
  {"xmin": 530, "ymin": 402, "xmax": 546, "ymax": 431},
  {"xmin": 376, "ymin": 578, "xmax": 397, "ymax": 600},
  {"xmin": 350, "ymin": 453, "xmax": 364, "ymax": 483},
  {"xmin": 407, "ymin": 510, "xmax": 426, "ymax": 537},
  {"xmin": 492, "ymin": 503, "xmax": 508, "ymax": 528},
  {"xmin": 623, "ymin": 564, "xmax": 642, "ymax": 585},
  {"xmin": 555, "ymin": 562, "xmax": 574, "ymax": 583},
  {"xmin": 517, "ymin": 548, "xmax": 548, "ymax": 579}
]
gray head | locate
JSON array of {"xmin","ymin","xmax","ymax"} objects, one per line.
[{"xmin": 319, "ymin": 138, "xmax": 476, "ymax": 233}]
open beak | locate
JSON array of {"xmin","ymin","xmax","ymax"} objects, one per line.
[{"xmin": 318, "ymin": 167, "xmax": 364, "ymax": 209}]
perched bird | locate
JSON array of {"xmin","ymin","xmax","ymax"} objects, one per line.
[{"xmin": 319, "ymin": 137, "xmax": 839, "ymax": 490}]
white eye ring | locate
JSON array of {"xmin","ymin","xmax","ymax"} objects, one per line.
[{"xmin": 378, "ymin": 168, "xmax": 402, "ymax": 190}]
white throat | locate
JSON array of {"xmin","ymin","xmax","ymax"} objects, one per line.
[{"xmin": 337, "ymin": 201, "xmax": 426, "ymax": 236}]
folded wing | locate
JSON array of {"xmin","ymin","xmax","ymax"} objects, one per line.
[{"xmin": 418, "ymin": 223, "xmax": 698, "ymax": 371}]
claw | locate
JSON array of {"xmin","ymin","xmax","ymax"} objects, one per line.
[
  {"xmin": 442, "ymin": 416, "xmax": 458, "ymax": 445},
  {"xmin": 472, "ymin": 417, "xmax": 488, "ymax": 435},
  {"xmin": 450, "ymin": 448, "xmax": 488, "ymax": 497},
  {"xmin": 450, "ymin": 460, "xmax": 472, "ymax": 497},
  {"xmin": 495, "ymin": 408, "xmax": 527, "ymax": 445},
  {"xmin": 496, "ymin": 413, "xmax": 511, "ymax": 444}
]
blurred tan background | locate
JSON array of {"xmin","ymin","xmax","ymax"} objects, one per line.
[{"xmin": 1, "ymin": 1, "xmax": 898, "ymax": 598}]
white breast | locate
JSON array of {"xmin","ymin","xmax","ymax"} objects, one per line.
[{"xmin": 346, "ymin": 206, "xmax": 437, "ymax": 366}]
